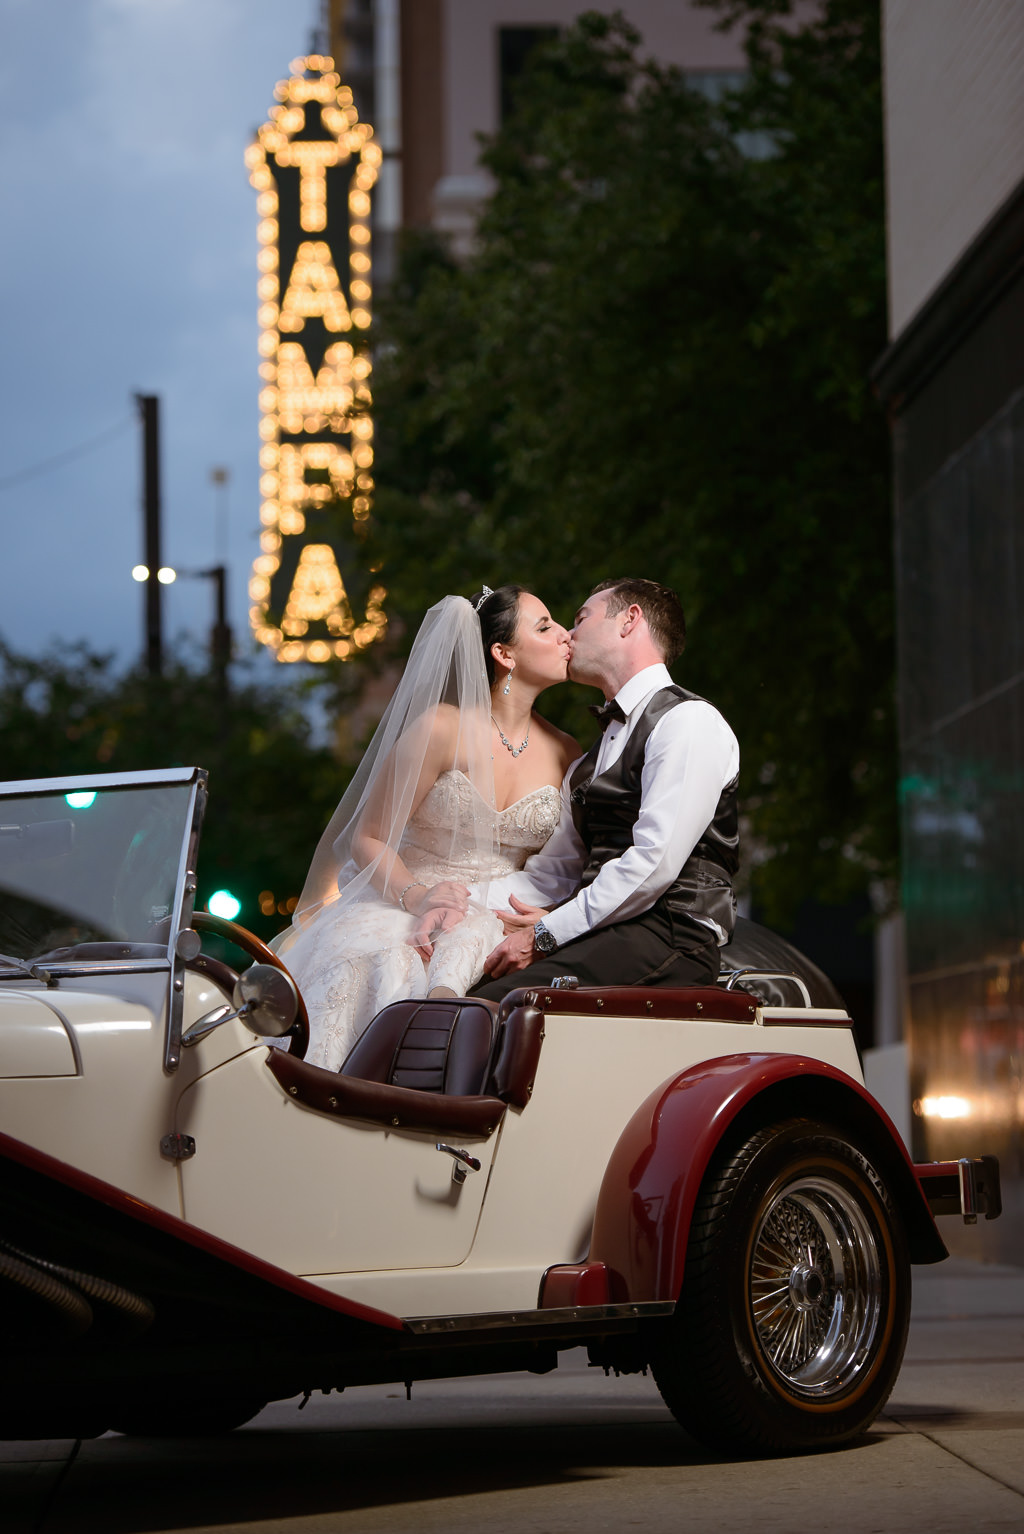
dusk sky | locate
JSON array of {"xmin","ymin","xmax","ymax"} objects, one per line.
[{"xmin": 1, "ymin": 0, "xmax": 323, "ymax": 675}]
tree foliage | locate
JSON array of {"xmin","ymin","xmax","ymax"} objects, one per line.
[
  {"xmin": 0, "ymin": 644, "xmax": 342, "ymax": 940},
  {"xmin": 369, "ymin": 0, "xmax": 893, "ymax": 925}
]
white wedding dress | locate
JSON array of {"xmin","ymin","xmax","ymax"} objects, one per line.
[{"xmin": 282, "ymin": 769, "xmax": 561, "ymax": 1073}]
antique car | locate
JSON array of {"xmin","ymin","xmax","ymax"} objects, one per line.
[{"xmin": 0, "ymin": 767, "xmax": 1001, "ymax": 1453}]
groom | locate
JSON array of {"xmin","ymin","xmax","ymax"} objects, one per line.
[{"xmin": 472, "ymin": 577, "xmax": 740, "ymax": 999}]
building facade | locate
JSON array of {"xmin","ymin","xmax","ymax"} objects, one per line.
[
  {"xmin": 332, "ymin": 1, "xmax": 745, "ymax": 265},
  {"xmin": 875, "ymin": 0, "xmax": 1024, "ymax": 1261}
]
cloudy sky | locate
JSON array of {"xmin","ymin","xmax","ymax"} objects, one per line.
[{"xmin": 1, "ymin": 0, "xmax": 321, "ymax": 673}]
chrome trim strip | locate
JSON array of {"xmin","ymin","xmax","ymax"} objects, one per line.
[
  {"xmin": 0, "ymin": 767, "xmax": 202, "ymax": 796},
  {"xmin": 0, "ymin": 962, "xmax": 171, "ymax": 981},
  {"xmin": 166, "ymin": 774, "xmax": 208, "ymax": 1072},
  {"xmin": 405, "ymin": 1301, "xmax": 675, "ymax": 1335}
]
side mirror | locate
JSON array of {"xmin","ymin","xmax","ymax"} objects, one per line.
[
  {"xmin": 182, "ymin": 962, "xmax": 298, "ymax": 1047},
  {"xmin": 233, "ymin": 964, "xmax": 298, "ymax": 1038}
]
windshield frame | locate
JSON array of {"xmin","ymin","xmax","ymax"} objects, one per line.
[{"xmin": 0, "ymin": 766, "xmax": 208, "ymax": 1070}]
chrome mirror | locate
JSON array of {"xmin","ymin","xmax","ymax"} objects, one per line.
[
  {"xmin": 232, "ymin": 964, "xmax": 298, "ymax": 1037},
  {"xmin": 182, "ymin": 963, "xmax": 298, "ymax": 1047}
]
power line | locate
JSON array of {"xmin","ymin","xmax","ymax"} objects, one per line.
[{"xmin": 0, "ymin": 415, "xmax": 134, "ymax": 493}]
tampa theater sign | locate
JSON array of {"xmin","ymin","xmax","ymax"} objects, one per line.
[{"xmin": 246, "ymin": 54, "xmax": 386, "ymax": 663}]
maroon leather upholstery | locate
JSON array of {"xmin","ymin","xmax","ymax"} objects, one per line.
[
  {"xmin": 266, "ymin": 995, "xmax": 545, "ymax": 1132},
  {"xmin": 341, "ymin": 998, "xmax": 500, "ymax": 1097}
]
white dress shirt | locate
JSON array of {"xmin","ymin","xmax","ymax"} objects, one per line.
[{"xmin": 502, "ymin": 663, "xmax": 740, "ymax": 947}]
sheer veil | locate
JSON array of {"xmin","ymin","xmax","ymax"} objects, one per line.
[{"xmin": 278, "ymin": 595, "xmax": 498, "ymax": 946}]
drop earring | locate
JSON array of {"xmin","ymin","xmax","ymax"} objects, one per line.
[{"xmin": 503, "ymin": 661, "xmax": 514, "ymax": 696}]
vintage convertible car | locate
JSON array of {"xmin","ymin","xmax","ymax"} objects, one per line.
[{"xmin": 0, "ymin": 767, "xmax": 1001, "ymax": 1453}]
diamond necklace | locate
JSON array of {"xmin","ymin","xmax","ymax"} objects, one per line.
[{"xmin": 491, "ymin": 713, "xmax": 530, "ymax": 758}]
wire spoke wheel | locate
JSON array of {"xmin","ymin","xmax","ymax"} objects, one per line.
[
  {"xmin": 650, "ymin": 1118, "xmax": 911, "ymax": 1454},
  {"xmin": 749, "ymin": 1174, "xmax": 882, "ymax": 1398}
]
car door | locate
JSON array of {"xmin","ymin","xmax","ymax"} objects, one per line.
[{"xmin": 174, "ymin": 1044, "xmax": 503, "ymax": 1279}]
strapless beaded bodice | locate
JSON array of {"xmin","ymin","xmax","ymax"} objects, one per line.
[{"xmin": 400, "ymin": 769, "xmax": 561, "ymax": 883}]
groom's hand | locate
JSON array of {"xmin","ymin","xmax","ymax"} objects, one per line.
[
  {"xmin": 492, "ymin": 894, "xmax": 547, "ymax": 935},
  {"xmin": 483, "ymin": 926, "xmax": 539, "ymax": 978}
]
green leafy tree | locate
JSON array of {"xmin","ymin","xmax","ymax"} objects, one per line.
[
  {"xmin": 0, "ymin": 643, "xmax": 343, "ymax": 940},
  {"xmin": 369, "ymin": 0, "xmax": 892, "ymax": 926}
]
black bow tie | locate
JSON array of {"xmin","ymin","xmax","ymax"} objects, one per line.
[{"xmin": 589, "ymin": 698, "xmax": 626, "ymax": 731}]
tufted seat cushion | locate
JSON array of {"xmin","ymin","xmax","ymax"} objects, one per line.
[{"xmin": 340, "ymin": 998, "xmax": 500, "ymax": 1097}]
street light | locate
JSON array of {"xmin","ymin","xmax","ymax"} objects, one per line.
[{"xmin": 132, "ymin": 565, "xmax": 176, "ymax": 585}]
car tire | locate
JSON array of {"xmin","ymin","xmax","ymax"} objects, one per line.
[{"xmin": 650, "ymin": 1116, "xmax": 911, "ymax": 1454}]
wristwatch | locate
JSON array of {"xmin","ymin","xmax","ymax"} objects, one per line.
[{"xmin": 533, "ymin": 919, "xmax": 558, "ymax": 955}]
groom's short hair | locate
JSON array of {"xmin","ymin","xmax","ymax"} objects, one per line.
[{"xmin": 590, "ymin": 578, "xmax": 687, "ymax": 664}]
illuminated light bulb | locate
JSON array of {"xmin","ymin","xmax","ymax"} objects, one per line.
[
  {"xmin": 349, "ymin": 190, "xmax": 371, "ymax": 217},
  {"xmin": 257, "ymin": 276, "xmax": 279, "ymax": 300},
  {"xmin": 351, "ymin": 308, "xmax": 371, "ymax": 329},
  {"xmin": 257, "ymin": 192, "xmax": 278, "ymax": 215},
  {"xmin": 258, "ymin": 219, "xmax": 279, "ymax": 243},
  {"xmin": 208, "ymin": 889, "xmax": 242, "ymax": 921},
  {"xmin": 917, "ymin": 1095, "xmax": 972, "ymax": 1119},
  {"xmin": 132, "ymin": 564, "xmax": 149, "ymax": 582},
  {"xmin": 157, "ymin": 567, "xmax": 176, "ymax": 584},
  {"xmin": 260, "ymin": 530, "xmax": 282, "ymax": 553},
  {"xmin": 257, "ymin": 247, "xmax": 279, "ymax": 272},
  {"xmin": 350, "ymin": 224, "xmax": 370, "ymax": 244},
  {"xmin": 351, "ymin": 280, "xmax": 371, "ymax": 302},
  {"xmin": 250, "ymin": 576, "xmax": 271, "ymax": 599},
  {"xmin": 356, "ymin": 471, "xmax": 373, "ymax": 489},
  {"xmin": 353, "ymin": 445, "xmax": 374, "ymax": 468},
  {"xmin": 65, "ymin": 791, "xmax": 97, "ymax": 809},
  {"xmin": 259, "ymin": 503, "xmax": 278, "ymax": 526}
]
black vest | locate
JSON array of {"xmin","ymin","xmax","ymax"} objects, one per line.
[{"xmin": 568, "ymin": 685, "xmax": 739, "ymax": 937}]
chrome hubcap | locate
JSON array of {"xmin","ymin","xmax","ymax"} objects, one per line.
[{"xmin": 749, "ymin": 1174, "xmax": 883, "ymax": 1399}]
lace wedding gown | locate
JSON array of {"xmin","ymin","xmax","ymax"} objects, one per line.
[{"xmin": 282, "ymin": 770, "xmax": 561, "ymax": 1073}]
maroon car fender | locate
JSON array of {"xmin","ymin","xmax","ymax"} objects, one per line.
[{"xmin": 584, "ymin": 1052, "xmax": 946, "ymax": 1306}]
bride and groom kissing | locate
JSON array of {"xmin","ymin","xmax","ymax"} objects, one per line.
[{"xmin": 275, "ymin": 578, "xmax": 740, "ymax": 1073}]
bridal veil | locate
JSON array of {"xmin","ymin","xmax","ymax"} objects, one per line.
[{"xmin": 282, "ymin": 595, "xmax": 499, "ymax": 938}]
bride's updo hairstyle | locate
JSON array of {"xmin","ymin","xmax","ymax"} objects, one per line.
[{"xmin": 470, "ymin": 584, "xmax": 526, "ymax": 685}]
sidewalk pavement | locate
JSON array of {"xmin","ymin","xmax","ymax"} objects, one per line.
[{"xmin": 4, "ymin": 1255, "xmax": 1024, "ymax": 1533}]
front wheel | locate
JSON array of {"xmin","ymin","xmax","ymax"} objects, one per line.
[{"xmin": 651, "ymin": 1118, "xmax": 910, "ymax": 1454}]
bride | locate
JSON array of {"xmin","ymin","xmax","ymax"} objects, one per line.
[{"xmin": 274, "ymin": 585, "xmax": 579, "ymax": 1072}]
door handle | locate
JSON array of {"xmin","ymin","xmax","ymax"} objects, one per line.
[{"xmin": 435, "ymin": 1142, "xmax": 481, "ymax": 1184}]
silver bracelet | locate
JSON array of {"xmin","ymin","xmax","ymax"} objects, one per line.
[{"xmin": 398, "ymin": 881, "xmax": 427, "ymax": 912}]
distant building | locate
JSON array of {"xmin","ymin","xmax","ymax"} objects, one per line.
[
  {"xmin": 874, "ymin": 0, "xmax": 1024, "ymax": 1261},
  {"xmin": 329, "ymin": 1, "xmax": 745, "ymax": 268}
]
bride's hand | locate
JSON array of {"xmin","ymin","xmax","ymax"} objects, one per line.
[
  {"xmin": 407, "ymin": 901, "xmax": 467, "ymax": 960},
  {"xmin": 407, "ymin": 880, "xmax": 470, "ymax": 916}
]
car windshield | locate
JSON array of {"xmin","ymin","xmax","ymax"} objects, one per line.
[{"xmin": 0, "ymin": 781, "xmax": 194, "ymax": 963}]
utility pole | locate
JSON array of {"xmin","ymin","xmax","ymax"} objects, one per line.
[
  {"xmin": 135, "ymin": 394, "xmax": 163, "ymax": 677},
  {"xmin": 202, "ymin": 564, "xmax": 232, "ymax": 706}
]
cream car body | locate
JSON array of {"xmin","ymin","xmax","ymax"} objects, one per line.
[{"xmin": 0, "ymin": 768, "xmax": 1001, "ymax": 1452}]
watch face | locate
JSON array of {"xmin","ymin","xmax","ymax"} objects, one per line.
[{"xmin": 534, "ymin": 923, "xmax": 557, "ymax": 954}]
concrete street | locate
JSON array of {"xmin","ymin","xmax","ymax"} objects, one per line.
[{"xmin": 5, "ymin": 1256, "xmax": 1023, "ymax": 1534}]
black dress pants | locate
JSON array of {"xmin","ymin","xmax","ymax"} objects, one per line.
[{"xmin": 469, "ymin": 907, "xmax": 720, "ymax": 1003}]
